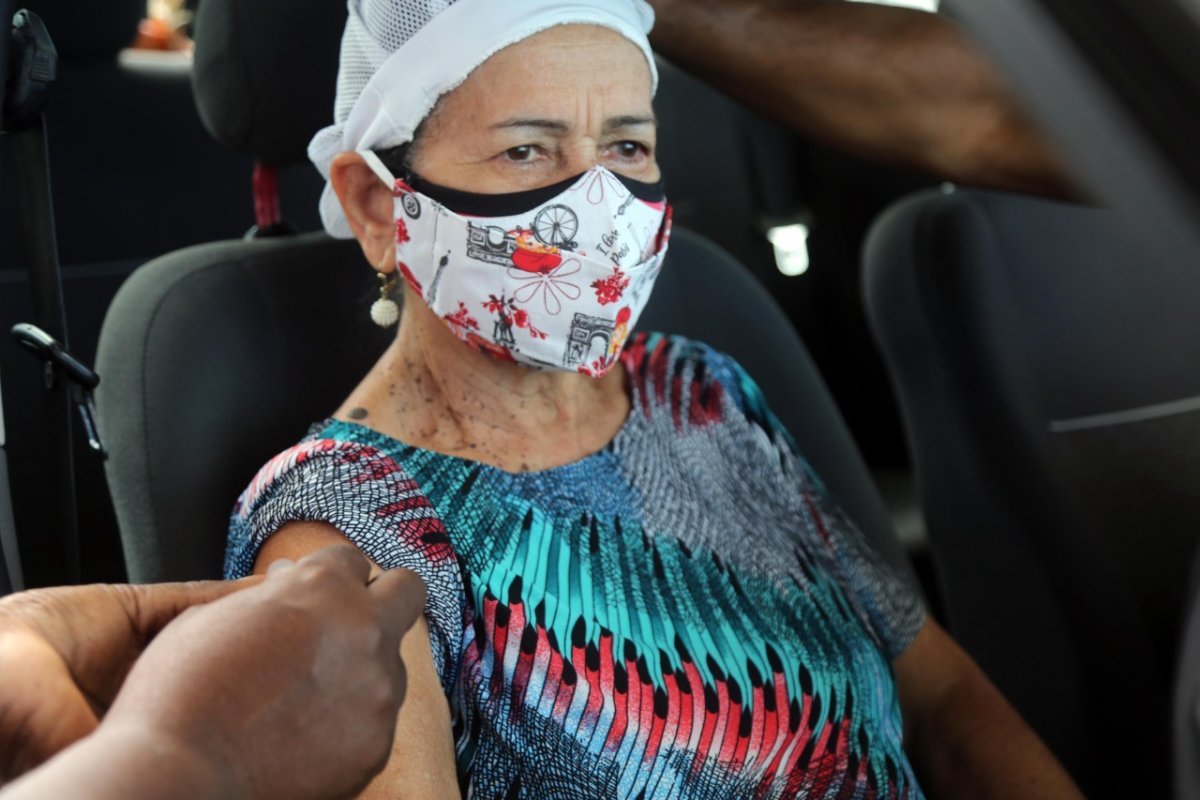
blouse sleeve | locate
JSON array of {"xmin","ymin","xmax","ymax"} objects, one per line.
[
  {"xmin": 708, "ymin": 347, "xmax": 927, "ymax": 660},
  {"xmin": 224, "ymin": 438, "xmax": 466, "ymax": 692}
]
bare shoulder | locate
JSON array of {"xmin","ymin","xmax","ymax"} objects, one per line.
[{"xmin": 254, "ymin": 522, "xmax": 377, "ymax": 577}]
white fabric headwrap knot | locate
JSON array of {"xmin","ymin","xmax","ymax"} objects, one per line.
[{"xmin": 309, "ymin": 0, "xmax": 659, "ymax": 239}]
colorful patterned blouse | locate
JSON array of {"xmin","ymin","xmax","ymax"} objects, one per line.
[{"xmin": 225, "ymin": 333, "xmax": 926, "ymax": 799}]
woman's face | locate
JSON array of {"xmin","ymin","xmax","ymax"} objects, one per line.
[{"xmin": 409, "ymin": 24, "xmax": 660, "ymax": 193}]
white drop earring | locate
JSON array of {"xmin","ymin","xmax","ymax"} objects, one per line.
[{"xmin": 370, "ymin": 271, "xmax": 400, "ymax": 328}]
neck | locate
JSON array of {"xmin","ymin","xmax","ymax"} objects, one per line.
[{"xmin": 348, "ymin": 287, "xmax": 630, "ymax": 473}]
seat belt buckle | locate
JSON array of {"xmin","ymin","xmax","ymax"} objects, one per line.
[
  {"xmin": 73, "ymin": 388, "xmax": 104, "ymax": 460},
  {"xmin": 10, "ymin": 323, "xmax": 106, "ymax": 459}
]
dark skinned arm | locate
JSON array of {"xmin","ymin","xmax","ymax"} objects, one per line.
[
  {"xmin": 0, "ymin": 546, "xmax": 426, "ymax": 800},
  {"xmin": 647, "ymin": 0, "xmax": 1078, "ymax": 198}
]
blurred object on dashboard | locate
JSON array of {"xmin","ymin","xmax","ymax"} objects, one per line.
[{"xmin": 132, "ymin": 0, "xmax": 193, "ymax": 53}]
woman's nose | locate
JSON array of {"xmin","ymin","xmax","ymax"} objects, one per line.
[{"xmin": 560, "ymin": 141, "xmax": 603, "ymax": 175}]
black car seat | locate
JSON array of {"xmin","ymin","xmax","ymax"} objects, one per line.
[
  {"xmin": 96, "ymin": 0, "xmax": 916, "ymax": 600},
  {"xmin": 0, "ymin": 0, "xmax": 317, "ymax": 586},
  {"xmin": 1177, "ymin": 548, "xmax": 1200, "ymax": 800},
  {"xmin": 864, "ymin": 187, "xmax": 1200, "ymax": 799},
  {"xmin": 0, "ymin": 0, "xmax": 179, "ymax": 586},
  {"xmin": 1176, "ymin": 540, "xmax": 1200, "ymax": 799}
]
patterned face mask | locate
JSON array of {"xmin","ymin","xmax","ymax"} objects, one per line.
[{"xmin": 362, "ymin": 152, "xmax": 672, "ymax": 377}]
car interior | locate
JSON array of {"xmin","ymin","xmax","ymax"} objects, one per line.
[{"xmin": 0, "ymin": 0, "xmax": 1198, "ymax": 797}]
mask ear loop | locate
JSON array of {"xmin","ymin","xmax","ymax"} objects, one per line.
[
  {"xmin": 360, "ymin": 150, "xmax": 398, "ymax": 188},
  {"xmin": 359, "ymin": 149, "xmax": 403, "ymax": 328}
]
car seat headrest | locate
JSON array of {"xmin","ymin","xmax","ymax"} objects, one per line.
[
  {"xmin": 23, "ymin": 0, "xmax": 144, "ymax": 62},
  {"xmin": 192, "ymin": 0, "xmax": 347, "ymax": 165}
]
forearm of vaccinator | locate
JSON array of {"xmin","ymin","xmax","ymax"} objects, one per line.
[
  {"xmin": 0, "ymin": 723, "xmax": 236, "ymax": 800},
  {"xmin": 648, "ymin": 0, "xmax": 1075, "ymax": 197}
]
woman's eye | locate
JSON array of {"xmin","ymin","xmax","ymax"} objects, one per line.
[
  {"xmin": 504, "ymin": 145, "xmax": 538, "ymax": 162},
  {"xmin": 612, "ymin": 141, "xmax": 649, "ymax": 159}
]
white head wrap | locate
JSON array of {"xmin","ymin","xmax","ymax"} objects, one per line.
[{"xmin": 309, "ymin": 0, "xmax": 659, "ymax": 239}]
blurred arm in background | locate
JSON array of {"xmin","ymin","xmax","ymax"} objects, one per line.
[{"xmin": 648, "ymin": 0, "xmax": 1077, "ymax": 198}]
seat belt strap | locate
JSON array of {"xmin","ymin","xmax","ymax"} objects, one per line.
[
  {"xmin": 3, "ymin": 13, "xmax": 80, "ymax": 584},
  {"xmin": 0, "ymin": 364, "xmax": 24, "ymax": 595},
  {"xmin": 10, "ymin": 118, "xmax": 80, "ymax": 586}
]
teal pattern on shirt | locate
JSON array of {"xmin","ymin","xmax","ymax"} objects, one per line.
[{"xmin": 226, "ymin": 333, "xmax": 926, "ymax": 798}]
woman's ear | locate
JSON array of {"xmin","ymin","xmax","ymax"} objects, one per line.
[{"xmin": 330, "ymin": 152, "xmax": 396, "ymax": 271}]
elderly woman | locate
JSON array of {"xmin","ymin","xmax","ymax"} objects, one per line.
[{"xmin": 225, "ymin": 1, "xmax": 1080, "ymax": 797}]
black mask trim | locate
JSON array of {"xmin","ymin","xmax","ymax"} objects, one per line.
[{"xmin": 374, "ymin": 147, "xmax": 665, "ymax": 217}]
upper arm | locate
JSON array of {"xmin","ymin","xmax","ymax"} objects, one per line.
[
  {"xmin": 892, "ymin": 618, "xmax": 993, "ymax": 785},
  {"xmin": 893, "ymin": 611, "xmax": 1083, "ymax": 798},
  {"xmin": 253, "ymin": 521, "xmax": 376, "ymax": 577},
  {"xmin": 893, "ymin": 617, "xmax": 1040, "ymax": 765},
  {"xmin": 892, "ymin": 618, "xmax": 971, "ymax": 743},
  {"xmin": 254, "ymin": 522, "xmax": 459, "ymax": 798}
]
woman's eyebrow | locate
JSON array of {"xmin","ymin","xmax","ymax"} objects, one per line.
[
  {"xmin": 488, "ymin": 115, "xmax": 658, "ymax": 134},
  {"xmin": 490, "ymin": 118, "xmax": 572, "ymax": 133},
  {"xmin": 603, "ymin": 115, "xmax": 657, "ymax": 134}
]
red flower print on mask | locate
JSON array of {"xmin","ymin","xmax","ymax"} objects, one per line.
[
  {"xmin": 483, "ymin": 295, "xmax": 549, "ymax": 342},
  {"xmin": 483, "ymin": 295, "xmax": 508, "ymax": 316},
  {"xmin": 591, "ymin": 267, "xmax": 630, "ymax": 306},
  {"xmin": 577, "ymin": 357, "xmax": 614, "ymax": 378},
  {"xmin": 443, "ymin": 302, "xmax": 480, "ymax": 333},
  {"xmin": 512, "ymin": 308, "xmax": 548, "ymax": 340}
]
